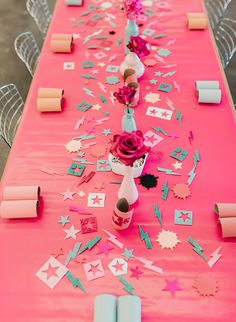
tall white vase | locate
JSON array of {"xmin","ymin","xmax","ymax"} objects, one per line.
[
  {"xmin": 120, "ymin": 52, "xmax": 145, "ymax": 79},
  {"xmin": 118, "ymin": 165, "xmax": 138, "ymax": 205}
]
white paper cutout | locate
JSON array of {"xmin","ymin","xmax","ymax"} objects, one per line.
[
  {"xmin": 83, "ymin": 259, "xmax": 105, "ymax": 281},
  {"xmin": 63, "ymin": 62, "xmax": 75, "ymax": 70},
  {"xmin": 144, "ymin": 130, "xmax": 164, "ymax": 148},
  {"xmin": 87, "ymin": 193, "xmax": 105, "ymax": 207},
  {"xmin": 108, "ymin": 258, "xmax": 128, "ymax": 276},
  {"xmin": 146, "ymin": 106, "xmax": 173, "ymax": 120}
]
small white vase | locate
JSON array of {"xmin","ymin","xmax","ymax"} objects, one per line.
[
  {"xmin": 120, "ymin": 52, "xmax": 145, "ymax": 79},
  {"xmin": 118, "ymin": 165, "xmax": 138, "ymax": 205}
]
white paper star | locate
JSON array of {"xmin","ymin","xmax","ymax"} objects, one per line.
[
  {"xmin": 60, "ymin": 188, "xmax": 76, "ymax": 201},
  {"xmin": 77, "ymin": 190, "xmax": 86, "ymax": 198},
  {"xmin": 92, "ymin": 104, "xmax": 102, "ymax": 110},
  {"xmin": 97, "ymin": 62, "xmax": 105, "ymax": 67},
  {"xmin": 172, "ymin": 161, "xmax": 182, "ymax": 170},
  {"xmin": 64, "ymin": 225, "xmax": 80, "ymax": 240}
]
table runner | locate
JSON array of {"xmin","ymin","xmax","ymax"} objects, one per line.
[{"xmin": 1, "ymin": 0, "xmax": 236, "ymax": 321}]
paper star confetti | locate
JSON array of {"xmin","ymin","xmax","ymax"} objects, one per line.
[
  {"xmin": 144, "ymin": 92, "xmax": 161, "ymax": 103},
  {"xmin": 174, "ymin": 210, "xmax": 193, "ymax": 226},
  {"xmin": 162, "ymin": 278, "xmax": 182, "ymax": 297},
  {"xmin": 96, "ymin": 241, "xmax": 113, "ymax": 256},
  {"xmin": 36, "ymin": 256, "xmax": 68, "ymax": 289},
  {"xmin": 64, "ymin": 225, "xmax": 80, "ymax": 240},
  {"xmin": 80, "ymin": 216, "xmax": 98, "ymax": 234},
  {"xmin": 87, "ymin": 193, "xmax": 105, "ymax": 207},
  {"xmin": 83, "ymin": 259, "xmax": 105, "ymax": 281},
  {"xmin": 144, "ymin": 130, "xmax": 163, "ymax": 148},
  {"xmin": 121, "ymin": 248, "xmax": 134, "ymax": 261},
  {"xmin": 65, "ymin": 139, "xmax": 82, "ymax": 153},
  {"xmin": 97, "ymin": 160, "xmax": 111, "ymax": 172},
  {"xmin": 58, "ymin": 215, "xmax": 70, "ymax": 226},
  {"xmin": 172, "ymin": 183, "xmax": 191, "ymax": 200},
  {"xmin": 108, "ymin": 258, "xmax": 128, "ymax": 276},
  {"xmin": 172, "ymin": 161, "xmax": 182, "ymax": 170},
  {"xmin": 130, "ymin": 266, "xmax": 143, "ymax": 280},
  {"xmin": 156, "ymin": 229, "xmax": 180, "ymax": 250},
  {"xmin": 98, "ymin": 62, "xmax": 105, "ymax": 67},
  {"xmin": 60, "ymin": 188, "xmax": 76, "ymax": 201},
  {"xmin": 92, "ymin": 104, "xmax": 102, "ymax": 110},
  {"xmin": 193, "ymin": 274, "xmax": 218, "ymax": 297},
  {"xmin": 77, "ymin": 190, "xmax": 86, "ymax": 198},
  {"xmin": 101, "ymin": 129, "xmax": 111, "ymax": 136}
]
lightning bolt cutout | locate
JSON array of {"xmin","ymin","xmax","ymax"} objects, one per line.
[
  {"xmin": 208, "ymin": 246, "xmax": 222, "ymax": 268},
  {"xmin": 188, "ymin": 237, "xmax": 206, "ymax": 261},
  {"xmin": 139, "ymin": 225, "xmax": 152, "ymax": 249},
  {"xmin": 161, "ymin": 180, "xmax": 169, "ymax": 200},
  {"xmin": 153, "ymin": 204, "xmax": 162, "ymax": 226},
  {"xmin": 78, "ymin": 236, "xmax": 102, "ymax": 254},
  {"xmin": 103, "ymin": 229, "xmax": 124, "ymax": 248},
  {"xmin": 65, "ymin": 242, "xmax": 81, "ymax": 266},
  {"xmin": 66, "ymin": 271, "xmax": 86, "ymax": 293}
]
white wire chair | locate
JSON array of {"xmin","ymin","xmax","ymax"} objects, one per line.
[
  {"xmin": 215, "ymin": 18, "xmax": 236, "ymax": 69},
  {"xmin": 205, "ymin": 0, "xmax": 232, "ymax": 31},
  {"xmin": 26, "ymin": 0, "xmax": 52, "ymax": 38},
  {"xmin": 0, "ymin": 84, "xmax": 24, "ymax": 147},
  {"xmin": 14, "ymin": 32, "xmax": 40, "ymax": 77}
]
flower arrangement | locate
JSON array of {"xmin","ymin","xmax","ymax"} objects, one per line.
[
  {"xmin": 110, "ymin": 130, "xmax": 150, "ymax": 167},
  {"xmin": 113, "ymin": 85, "xmax": 137, "ymax": 113},
  {"xmin": 127, "ymin": 35, "xmax": 150, "ymax": 58},
  {"xmin": 124, "ymin": 0, "xmax": 144, "ymax": 19}
]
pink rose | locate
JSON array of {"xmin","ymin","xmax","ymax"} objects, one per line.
[
  {"xmin": 125, "ymin": 0, "xmax": 144, "ymax": 19},
  {"xmin": 127, "ymin": 36, "xmax": 150, "ymax": 58},
  {"xmin": 110, "ymin": 131, "xmax": 150, "ymax": 166},
  {"xmin": 113, "ymin": 86, "xmax": 136, "ymax": 106}
]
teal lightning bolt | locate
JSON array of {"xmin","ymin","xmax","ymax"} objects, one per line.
[
  {"xmin": 153, "ymin": 204, "xmax": 162, "ymax": 226},
  {"xmin": 80, "ymin": 74, "xmax": 97, "ymax": 79},
  {"xmin": 157, "ymin": 167, "xmax": 181, "ymax": 176},
  {"xmin": 151, "ymin": 126, "xmax": 168, "ymax": 136},
  {"xmin": 188, "ymin": 237, "xmax": 206, "ymax": 261},
  {"xmin": 99, "ymin": 94, "xmax": 108, "ymax": 104},
  {"xmin": 187, "ymin": 167, "xmax": 196, "ymax": 185},
  {"xmin": 119, "ymin": 276, "xmax": 135, "ymax": 295},
  {"xmin": 66, "ymin": 271, "xmax": 86, "ymax": 293},
  {"xmin": 83, "ymin": 87, "xmax": 95, "ymax": 97},
  {"xmin": 176, "ymin": 110, "xmax": 182, "ymax": 125},
  {"xmin": 193, "ymin": 150, "xmax": 200, "ymax": 167},
  {"xmin": 65, "ymin": 242, "xmax": 81, "ymax": 266},
  {"xmin": 161, "ymin": 180, "xmax": 169, "ymax": 200},
  {"xmin": 139, "ymin": 225, "xmax": 152, "ymax": 249},
  {"xmin": 78, "ymin": 236, "xmax": 102, "ymax": 254}
]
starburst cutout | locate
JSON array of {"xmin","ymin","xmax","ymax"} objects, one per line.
[
  {"xmin": 193, "ymin": 274, "xmax": 218, "ymax": 297},
  {"xmin": 139, "ymin": 173, "xmax": 158, "ymax": 190},
  {"xmin": 172, "ymin": 183, "xmax": 191, "ymax": 200},
  {"xmin": 156, "ymin": 229, "xmax": 180, "ymax": 250},
  {"xmin": 144, "ymin": 92, "xmax": 161, "ymax": 104},
  {"xmin": 65, "ymin": 139, "xmax": 82, "ymax": 153},
  {"xmin": 90, "ymin": 144, "xmax": 108, "ymax": 159}
]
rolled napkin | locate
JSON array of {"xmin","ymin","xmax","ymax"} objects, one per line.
[
  {"xmin": 3, "ymin": 185, "xmax": 40, "ymax": 200},
  {"xmin": 195, "ymin": 81, "xmax": 220, "ymax": 90},
  {"xmin": 198, "ymin": 89, "xmax": 222, "ymax": 104},
  {"xmin": 112, "ymin": 198, "xmax": 134, "ymax": 230},
  {"xmin": 117, "ymin": 295, "xmax": 141, "ymax": 322},
  {"xmin": 65, "ymin": 0, "xmax": 83, "ymax": 5},
  {"xmin": 215, "ymin": 203, "xmax": 236, "ymax": 237},
  {"xmin": 93, "ymin": 294, "xmax": 117, "ymax": 322},
  {"xmin": 38, "ymin": 88, "xmax": 64, "ymax": 98},
  {"xmin": 36, "ymin": 98, "xmax": 62, "ymax": 112},
  {"xmin": 51, "ymin": 33, "xmax": 73, "ymax": 41},
  {"xmin": 187, "ymin": 13, "xmax": 207, "ymax": 30},
  {"xmin": 50, "ymin": 39, "xmax": 72, "ymax": 53},
  {"xmin": 0, "ymin": 200, "xmax": 38, "ymax": 219}
]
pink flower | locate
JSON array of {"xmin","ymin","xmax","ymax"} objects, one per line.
[
  {"xmin": 127, "ymin": 36, "xmax": 150, "ymax": 58},
  {"xmin": 110, "ymin": 131, "xmax": 150, "ymax": 166},
  {"xmin": 125, "ymin": 0, "xmax": 144, "ymax": 19},
  {"xmin": 113, "ymin": 86, "xmax": 136, "ymax": 106}
]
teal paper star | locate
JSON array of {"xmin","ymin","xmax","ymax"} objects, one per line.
[
  {"xmin": 150, "ymin": 79, "xmax": 158, "ymax": 84},
  {"xmin": 106, "ymin": 75, "xmax": 120, "ymax": 85},
  {"xmin": 122, "ymin": 248, "xmax": 134, "ymax": 261},
  {"xmin": 101, "ymin": 129, "xmax": 111, "ymax": 136},
  {"xmin": 155, "ymin": 71, "xmax": 163, "ymax": 77},
  {"xmin": 58, "ymin": 215, "xmax": 70, "ymax": 226},
  {"xmin": 157, "ymin": 48, "xmax": 171, "ymax": 57}
]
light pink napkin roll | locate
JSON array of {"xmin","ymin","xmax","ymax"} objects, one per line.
[
  {"xmin": 38, "ymin": 88, "xmax": 64, "ymax": 98},
  {"xmin": 0, "ymin": 200, "xmax": 38, "ymax": 218},
  {"xmin": 219, "ymin": 218, "xmax": 236, "ymax": 238},
  {"xmin": 187, "ymin": 13, "xmax": 207, "ymax": 30},
  {"xmin": 215, "ymin": 203, "xmax": 236, "ymax": 218},
  {"xmin": 50, "ymin": 39, "xmax": 72, "ymax": 53},
  {"xmin": 51, "ymin": 33, "xmax": 73, "ymax": 41},
  {"xmin": 3, "ymin": 186, "xmax": 40, "ymax": 200},
  {"xmin": 37, "ymin": 98, "xmax": 62, "ymax": 112}
]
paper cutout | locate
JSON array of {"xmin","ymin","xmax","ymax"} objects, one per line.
[
  {"xmin": 83, "ymin": 259, "xmax": 105, "ymax": 281},
  {"xmin": 68, "ymin": 163, "xmax": 85, "ymax": 176},
  {"xmin": 97, "ymin": 160, "xmax": 112, "ymax": 172},
  {"xmin": 157, "ymin": 167, "xmax": 181, "ymax": 176},
  {"xmin": 103, "ymin": 229, "xmax": 124, "ymax": 248},
  {"xmin": 108, "ymin": 258, "xmax": 128, "ymax": 276},
  {"xmin": 121, "ymin": 248, "xmax": 134, "ymax": 261},
  {"xmin": 90, "ymin": 144, "xmax": 108, "ymax": 158},
  {"xmin": 60, "ymin": 188, "xmax": 76, "ymax": 201},
  {"xmin": 174, "ymin": 210, "xmax": 193, "ymax": 225},
  {"xmin": 36, "ymin": 257, "xmax": 68, "ymax": 289},
  {"xmin": 83, "ymin": 87, "xmax": 95, "ymax": 97},
  {"xmin": 158, "ymin": 83, "xmax": 172, "ymax": 92},
  {"xmin": 172, "ymin": 161, "xmax": 182, "ymax": 170},
  {"xmin": 188, "ymin": 237, "xmax": 206, "ymax": 261},
  {"xmin": 87, "ymin": 193, "xmax": 105, "ymax": 207},
  {"xmin": 79, "ymin": 236, "xmax": 102, "ymax": 254},
  {"xmin": 156, "ymin": 229, "xmax": 180, "ymax": 250},
  {"xmin": 92, "ymin": 104, "xmax": 102, "ymax": 110},
  {"xmin": 98, "ymin": 62, "xmax": 106, "ymax": 67},
  {"xmin": 187, "ymin": 167, "xmax": 196, "ymax": 186},
  {"xmin": 208, "ymin": 246, "xmax": 222, "ymax": 268},
  {"xmin": 162, "ymin": 278, "xmax": 182, "ymax": 297},
  {"xmin": 135, "ymin": 257, "xmax": 163, "ymax": 274},
  {"xmin": 65, "ymin": 242, "xmax": 81, "ymax": 265},
  {"xmin": 96, "ymin": 241, "xmax": 113, "ymax": 256},
  {"xmin": 82, "ymin": 61, "xmax": 94, "ymax": 68},
  {"xmin": 161, "ymin": 180, "xmax": 169, "ymax": 200},
  {"xmin": 139, "ymin": 225, "xmax": 152, "ymax": 249},
  {"xmin": 58, "ymin": 215, "xmax": 70, "ymax": 226},
  {"xmin": 77, "ymin": 101, "xmax": 92, "ymax": 112},
  {"xmin": 51, "ymin": 248, "xmax": 64, "ymax": 259},
  {"xmin": 149, "ymin": 79, "xmax": 158, "ymax": 84},
  {"xmin": 65, "ymin": 139, "xmax": 82, "ymax": 153},
  {"xmin": 77, "ymin": 190, "xmax": 86, "ymax": 198},
  {"xmin": 94, "ymin": 181, "xmax": 105, "ymax": 191},
  {"xmin": 144, "ymin": 92, "xmax": 161, "ymax": 103},
  {"xmin": 80, "ymin": 73, "xmax": 97, "ymax": 79},
  {"xmin": 146, "ymin": 106, "xmax": 173, "ymax": 120},
  {"xmin": 66, "ymin": 271, "xmax": 86, "ymax": 292},
  {"xmin": 172, "ymin": 183, "xmax": 191, "ymax": 200},
  {"xmin": 170, "ymin": 147, "xmax": 188, "ymax": 161},
  {"xmin": 94, "ymin": 51, "xmax": 107, "ymax": 59},
  {"xmin": 80, "ymin": 216, "xmax": 98, "ymax": 234},
  {"xmin": 106, "ymin": 65, "xmax": 119, "ymax": 72},
  {"xmin": 139, "ymin": 173, "xmax": 158, "ymax": 190},
  {"xmin": 64, "ymin": 225, "xmax": 80, "ymax": 240},
  {"xmin": 157, "ymin": 48, "xmax": 171, "ymax": 57},
  {"xmin": 193, "ymin": 275, "xmax": 218, "ymax": 296},
  {"xmin": 106, "ymin": 75, "xmax": 120, "ymax": 84},
  {"xmin": 130, "ymin": 266, "xmax": 143, "ymax": 279},
  {"xmin": 153, "ymin": 204, "xmax": 162, "ymax": 226},
  {"xmin": 63, "ymin": 62, "xmax": 75, "ymax": 70},
  {"xmin": 78, "ymin": 171, "xmax": 96, "ymax": 186},
  {"xmin": 101, "ymin": 129, "xmax": 111, "ymax": 136},
  {"xmin": 119, "ymin": 276, "xmax": 135, "ymax": 295}
]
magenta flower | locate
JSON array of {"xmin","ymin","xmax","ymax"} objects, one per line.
[
  {"xmin": 113, "ymin": 86, "xmax": 136, "ymax": 107},
  {"xmin": 127, "ymin": 36, "xmax": 150, "ymax": 58},
  {"xmin": 110, "ymin": 131, "xmax": 150, "ymax": 166},
  {"xmin": 124, "ymin": 0, "xmax": 144, "ymax": 19}
]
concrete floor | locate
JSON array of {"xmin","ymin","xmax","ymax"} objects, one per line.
[{"xmin": 0, "ymin": 0, "xmax": 236, "ymax": 178}]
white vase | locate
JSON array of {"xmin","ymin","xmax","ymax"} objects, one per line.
[
  {"xmin": 120, "ymin": 52, "xmax": 145, "ymax": 79},
  {"xmin": 118, "ymin": 166, "xmax": 138, "ymax": 205}
]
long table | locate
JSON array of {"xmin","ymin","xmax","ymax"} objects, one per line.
[{"xmin": 1, "ymin": 0, "xmax": 236, "ymax": 321}]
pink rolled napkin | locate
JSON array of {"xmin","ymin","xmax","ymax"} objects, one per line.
[
  {"xmin": 3, "ymin": 185, "xmax": 40, "ymax": 200},
  {"xmin": 215, "ymin": 203, "xmax": 236, "ymax": 237},
  {"xmin": 38, "ymin": 88, "xmax": 64, "ymax": 98},
  {"xmin": 37, "ymin": 98, "xmax": 62, "ymax": 112}
]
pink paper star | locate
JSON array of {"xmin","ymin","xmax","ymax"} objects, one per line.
[
  {"xmin": 150, "ymin": 109, "xmax": 157, "ymax": 115},
  {"xmin": 145, "ymin": 134, "xmax": 157, "ymax": 145},
  {"xmin": 88, "ymin": 262, "xmax": 101, "ymax": 275},
  {"xmin": 96, "ymin": 241, "xmax": 113, "ymax": 257},
  {"xmin": 99, "ymin": 162, "xmax": 109, "ymax": 169},
  {"xmin": 162, "ymin": 278, "xmax": 182, "ymax": 297},
  {"xmin": 113, "ymin": 261, "xmax": 125, "ymax": 273},
  {"xmin": 92, "ymin": 195, "xmax": 102, "ymax": 205},
  {"xmin": 60, "ymin": 188, "xmax": 76, "ymax": 201},
  {"xmin": 42, "ymin": 263, "xmax": 58, "ymax": 280},
  {"xmin": 130, "ymin": 266, "xmax": 144, "ymax": 280},
  {"xmin": 179, "ymin": 212, "xmax": 190, "ymax": 221}
]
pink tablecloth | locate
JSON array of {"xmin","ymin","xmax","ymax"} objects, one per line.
[{"xmin": 1, "ymin": 0, "xmax": 236, "ymax": 321}]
